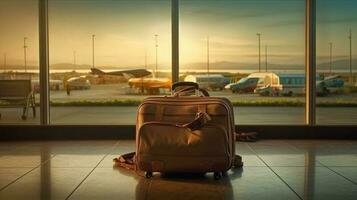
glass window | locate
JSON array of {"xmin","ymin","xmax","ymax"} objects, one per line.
[
  {"xmin": 0, "ymin": 0, "xmax": 39, "ymax": 125},
  {"xmin": 316, "ymin": 0, "xmax": 357, "ymax": 125},
  {"xmin": 48, "ymin": 0, "xmax": 171, "ymax": 124},
  {"xmin": 180, "ymin": 0, "xmax": 306, "ymax": 124}
]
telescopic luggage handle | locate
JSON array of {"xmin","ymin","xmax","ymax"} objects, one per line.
[
  {"xmin": 172, "ymin": 86, "xmax": 210, "ymax": 97},
  {"xmin": 171, "ymin": 82, "xmax": 210, "ymax": 97},
  {"xmin": 172, "ymin": 82, "xmax": 199, "ymax": 91}
]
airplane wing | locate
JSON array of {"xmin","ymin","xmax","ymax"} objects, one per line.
[
  {"xmin": 91, "ymin": 67, "xmax": 151, "ymax": 78},
  {"xmin": 90, "ymin": 68, "xmax": 106, "ymax": 75}
]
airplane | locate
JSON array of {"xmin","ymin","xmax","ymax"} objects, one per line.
[
  {"xmin": 90, "ymin": 67, "xmax": 152, "ymax": 78},
  {"xmin": 226, "ymin": 72, "xmax": 280, "ymax": 93},
  {"xmin": 128, "ymin": 77, "xmax": 172, "ymax": 94},
  {"xmin": 91, "ymin": 67, "xmax": 172, "ymax": 94}
]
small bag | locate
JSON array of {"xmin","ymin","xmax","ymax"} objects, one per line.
[{"xmin": 114, "ymin": 82, "xmax": 243, "ymax": 179}]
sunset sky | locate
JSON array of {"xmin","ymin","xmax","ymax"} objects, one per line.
[{"xmin": 0, "ymin": 0, "xmax": 356, "ymax": 71}]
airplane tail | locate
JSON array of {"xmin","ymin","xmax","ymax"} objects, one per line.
[
  {"xmin": 90, "ymin": 68, "xmax": 105, "ymax": 75},
  {"xmin": 122, "ymin": 73, "xmax": 134, "ymax": 80}
]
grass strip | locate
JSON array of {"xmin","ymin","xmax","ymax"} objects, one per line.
[{"xmin": 2, "ymin": 99, "xmax": 357, "ymax": 107}]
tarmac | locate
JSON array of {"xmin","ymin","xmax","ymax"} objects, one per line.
[
  {"xmin": 1, "ymin": 83, "xmax": 356, "ymax": 125},
  {"xmin": 1, "ymin": 106, "xmax": 356, "ymax": 125}
]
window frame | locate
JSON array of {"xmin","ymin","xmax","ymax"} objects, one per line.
[{"xmin": 36, "ymin": 0, "xmax": 319, "ymax": 126}]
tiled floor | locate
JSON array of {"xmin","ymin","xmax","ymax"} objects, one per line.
[{"xmin": 0, "ymin": 140, "xmax": 356, "ymax": 200}]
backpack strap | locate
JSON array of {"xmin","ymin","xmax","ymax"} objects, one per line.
[{"xmin": 113, "ymin": 152, "xmax": 136, "ymax": 170}]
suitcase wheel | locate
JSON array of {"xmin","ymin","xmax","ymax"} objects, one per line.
[
  {"xmin": 145, "ymin": 172, "xmax": 153, "ymax": 179},
  {"xmin": 214, "ymin": 172, "xmax": 222, "ymax": 180}
]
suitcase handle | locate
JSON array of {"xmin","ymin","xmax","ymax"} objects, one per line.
[
  {"xmin": 172, "ymin": 87, "xmax": 209, "ymax": 97},
  {"xmin": 172, "ymin": 82, "xmax": 209, "ymax": 97},
  {"xmin": 172, "ymin": 82, "xmax": 199, "ymax": 91}
]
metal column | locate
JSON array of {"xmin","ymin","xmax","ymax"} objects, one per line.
[
  {"xmin": 171, "ymin": 0, "xmax": 179, "ymax": 83},
  {"xmin": 39, "ymin": 0, "xmax": 50, "ymax": 125},
  {"xmin": 305, "ymin": 0, "xmax": 316, "ymax": 125}
]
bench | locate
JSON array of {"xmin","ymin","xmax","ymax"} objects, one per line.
[{"xmin": 0, "ymin": 80, "xmax": 36, "ymax": 120}]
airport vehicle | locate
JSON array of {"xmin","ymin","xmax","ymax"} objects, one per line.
[
  {"xmin": 254, "ymin": 84, "xmax": 282, "ymax": 96},
  {"xmin": 317, "ymin": 75, "xmax": 344, "ymax": 88},
  {"xmin": 226, "ymin": 73, "xmax": 279, "ymax": 93},
  {"xmin": 316, "ymin": 75, "xmax": 344, "ymax": 95},
  {"xmin": 277, "ymin": 74, "xmax": 305, "ymax": 96},
  {"xmin": 184, "ymin": 74, "xmax": 229, "ymax": 90},
  {"xmin": 128, "ymin": 77, "xmax": 171, "ymax": 94},
  {"xmin": 66, "ymin": 76, "xmax": 91, "ymax": 90},
  {"xmin": 90, "ymin": 68, "xmax": 151, "ymax": 79},
  {"xmin": 254, "ymin": 74, "xmax": 344, "ymax": 96}
]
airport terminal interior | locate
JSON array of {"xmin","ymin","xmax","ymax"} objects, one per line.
[
  {"xmin": 1, "ymin": 0, "xmax": 357, "ymax": 199},
  {"xmin": 0, "ymin": 140, "xmax": 357, "ymax": 200}
]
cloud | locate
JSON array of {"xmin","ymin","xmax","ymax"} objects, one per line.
[
  {"xmin": 316, "ymin": 55, "xmax": 350, "ymax": 59},
  {"xmin": 181, "ymin": 2, "xmax": 303, "ymax": 24},
  {"xmin": 241, "ymin": 53, "xmax": 304, "ymax": 58},
  {"xmin": 263, "ymin": 19, "xmax": 304, "ymax": 28},
  {"xmin": 200, "ymin": 36, "xmax": 255, "ymax": 49},
  {"xmin": 317, "ymin": 17, "xmax": 357, "ymax": 24},
  {"xmin": 201, "ymin": 36, "xmax": 303, "ymax": 51},
  {"xmin": 263, "ymin": 16, "xmax": 357, "ymax": 28}
]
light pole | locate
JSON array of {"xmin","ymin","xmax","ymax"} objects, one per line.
[
  {"xmin": 73, "ymin": 50, "xmax": 76, "ymax": 66},
  {"xmin": 265, "ymin": 45, "xmax": 268, "ymax": 72},
  {"xmin": 145, "ymin": 49, "xmax": 147, "ymax": 70},
  {"xmin": 24, "ymin": 37, "xmax": 28, "ymax": 73},
  {"xmin": 207, "ymin": 36, "xmax": 210, "ymax": 77},
  {"xmin": 155, "ymin": 34, "xmax": 158, "ymax": 78},
  {"xmin": 349, "ymin": 29, "xmax": 353, "ymax": 83},
  {"xmin": 92, "ymin": 34, "xmax": 95, "ymax": 69},
  {"xmin": 3, "ymin": 53, "xmax": 6, "ymax": 72},
  {"xmin": 329, "ymin": 42, "xmax": 333, "ymax": 74},
  {"xmin": 257, "ymin": 33, "xmax": 261, "ymax": 72}
]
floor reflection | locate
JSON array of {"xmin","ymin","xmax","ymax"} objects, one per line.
[
  {"xmin": 304, "ymin": 147, "xmax": 315, "ymax": 200},
  {"xmin": 40, "ymin": 144, "xmax": 51, "ymax": 200},
  {"xmin": 1, "ymin": 140, "xmax": 357, "ymax": 200},
  {"xmin": 114, "ymin": 167, "xmax": 244, "ymax": 200}
]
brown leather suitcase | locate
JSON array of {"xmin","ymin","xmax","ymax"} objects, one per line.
[{"xmin": 115, "ymin": 82, "xmax": 242, "ymax": 179}]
